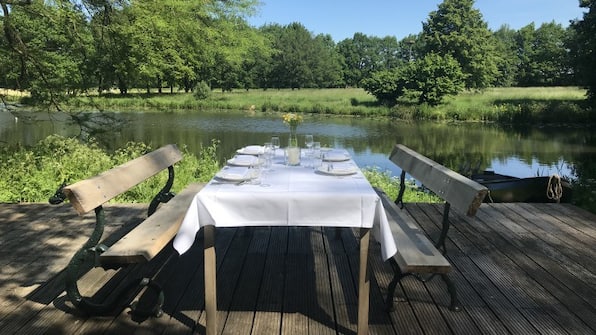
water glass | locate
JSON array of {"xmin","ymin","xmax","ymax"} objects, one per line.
[
  {"xmin": 312, "ymin": 142, "xmax": 322, "ymax": 169},
  {"xmin": 249, "ymin": 161, "xmax": 261, "ymax": 184},
  {"xmin": 271, "ymin": 136, "xmax": 280, "ymax": 155},
  {"xmin": 313, "ymin": 155, "xmax": 323, "ymax": 169},
  {"xmin": 263, "ymin": 142, "xmax": 273, "ymax": 169},
  {"xmin": 313, "ymin": 141, "xmax": 321, "ymax": 152},
  {"xmin": 302, "ymin": 148, "xmax": 312, "ymax": 168}
]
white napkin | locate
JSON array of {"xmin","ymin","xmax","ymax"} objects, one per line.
[
  {"xmin": 328, "ymin": 162, "xmax": 357, "ymax": 174},
  {"xmin": 229, "ymin": 155, "xmax": 258, "ymax": 166},
  {"xmin": 323, "ymin": 151, "xmax": 350, "ymax": 162},
  {"xmin": 216, "ymin": 167, "xmax": 250, "ymax": 181},
  {"xmin": 240, "ymin": 145, "xmax": 264, "ymax": 155}
]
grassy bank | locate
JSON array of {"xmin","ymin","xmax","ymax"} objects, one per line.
[
  {"xmin": 71, "ymin": 87, "xmax": 591, "ymax": 122},
  {"xmin": 435, "ymin": 87, "xmax": 590, "ymax": 123},
  {"xmin": 63, "ymin": 88, "xmax": 386, "ymax": 116},
  {"xmin": 9, "ymin": 86, "xmax": 593, "ymax": 123}
]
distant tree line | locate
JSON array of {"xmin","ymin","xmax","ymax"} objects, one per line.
[{"xmin": 1, "ymin": 0, "xmax": 595, "ymax": 108}]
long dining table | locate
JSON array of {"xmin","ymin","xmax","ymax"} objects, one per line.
[{"xmin": 173, "ymin": 148, "xmax": 397, "ymax": 335}]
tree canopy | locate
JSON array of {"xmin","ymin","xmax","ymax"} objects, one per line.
[
  {"xmin": 1, "ymin": 0, "xmax": 262, "ymax": 104},
  {"xmin": 421, "ymin": 0, "xmax": 499, "ymax": 90},
  {"xmin": 0, "ymin": 0, "xmax": 592, "ymax": 110},
  {"xmin": 570, "ymin": 0, "xmax": 596, "ymax": 106}
]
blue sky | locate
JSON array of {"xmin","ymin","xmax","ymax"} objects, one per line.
[{"xmin": 247, "ymin": 0, "xmax": 587, "ymax": 42}]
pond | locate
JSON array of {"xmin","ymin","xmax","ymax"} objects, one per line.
[{"xmin": 2, "ymin": 108, "xmax": 596, "ymax": 209}]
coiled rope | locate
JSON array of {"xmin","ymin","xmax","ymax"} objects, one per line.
[{"xmin": 547, "ymin": 174, "xmax": 563, "ymax": 203}]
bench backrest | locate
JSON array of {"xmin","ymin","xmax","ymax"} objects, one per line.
[
  {"xmin": 64, "ymin": 144, "xmax": 183, "ymax": 215},
  {"xmin": 390, "ymin": 144, "xmax": 488, "ymax": 217}
]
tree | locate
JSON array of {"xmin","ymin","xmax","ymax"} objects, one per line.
[
  {"xmin": 532, "ymin": 22, "xmax": 572, "ymax": 85},
  {"xmin": 493, "ymin": 25, "xmax": 518, "ymax": 86},
  {"xmin": 516, "ymin": 22, "xmax": 571, "ymax": 86},
  {"xmin": 1, "ymin": 0, "xmax": 262, "ymax": 98},
  {"xmin": 238, "ymin": 26, "xmax": 272, "ymax": 90},
  {"xmin": 241, "ymin": 30, "xmax": 273, "ymax": 89},
  {"xmin": 257, "ymin": 22, "xmax": 343, "ymax": 89},
  {"xmin": 421, "ymin": 0, "xmax": 499, "ymax": 90},
  {"xmin": 360, "ymin": 66, "xmax": 412, "ymax": 106},
  {"xmin": 1, "ymin": 0, "xmax": 95, "ymax": 105},
  {"xmin": 570, "ymin": 0, "xmax": 596, "ymax": 106},
  {"xmin": 337, "ymin": 33, "xmax": 402, "ymax": 87},
  {"xmin": 310, "ymin": 34, "xmax": 344, "ymax": 88},
  {"xmin": 269, "ymin": 22, "xmax": 314, "ymax": 89},
  {"xmin": 361, "ymin": 53, "xmax": 465, "ymax": 106},
  {"xmin": 411, "ymin": 53, "xmax": 466, "ymax": 105},
  {"xmin": 397, "ymin": 34, "xmax": 424, "ymax": 63}
]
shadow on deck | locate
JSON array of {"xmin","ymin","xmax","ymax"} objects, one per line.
[{"xmin": 1, "ymin": 202, "xmax": 596, "ymax": 334}]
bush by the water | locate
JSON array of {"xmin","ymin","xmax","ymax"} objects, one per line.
[
  {"xmin": 193, "ymin": 81, "xmax": 212, "ymax": 100},
  {"xmin": 0, "ymin": 135, "xmax": 221, "ymax": 203},
  {"xmin": 0, "ymin": 135, "xmax": 438, "ymax": 204},
  {"xmin": 362, "ymin": 167, "xmax": 440, "ymax": 203}
]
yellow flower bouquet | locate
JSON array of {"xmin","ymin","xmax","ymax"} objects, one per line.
[
  {"xmin": 282, "ymin": 113, "xmax": 303, "ymax": 128},
  {"xmin": 282, "ymin": 113, "xmax": 303, "ymax": 164}
]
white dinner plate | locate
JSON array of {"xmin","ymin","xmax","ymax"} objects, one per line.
[
  {"xmin": 236, "ymin": 145, "xmax": 264, "ymax": 155},
  {"xmin": 214, "ymin": 167, "xmax": 252, "ymax": 182},
  {"xmin": 322, "ymin": 152, "xmax": 350, "ymax": 162},
  {"xmin": 227, "ymin": 155, "xmax": 261, "ymax": 167},
  {"xmin": 316, "ymin": 165, "xmax": 358, "ymax": 176}
]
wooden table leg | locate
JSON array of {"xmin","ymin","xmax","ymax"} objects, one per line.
[
  {"xmin": 204, "ymin": 225, "xmax": 217, "ymax": 335},
  {"xmin": 358, "ymin": 228, "xmax": 370, "ymax": 335}
]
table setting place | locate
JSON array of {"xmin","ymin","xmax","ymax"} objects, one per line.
[
  {"xmin": 210, "ymin": 138, "xmax": 362, "ymax": 187},
  {"xmin": 174, "ymin": 134, "xmax": 398, "ymax": 263},
  {"xmin": 173, "ymin": 126, "xmax": 397, "ymax": 335}
]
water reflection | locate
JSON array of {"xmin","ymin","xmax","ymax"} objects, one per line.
[{"xmin": 2, "ymin": 108, "xmax": 595, "ymax": 210}]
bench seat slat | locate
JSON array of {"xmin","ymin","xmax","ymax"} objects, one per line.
[
  {"xmin": 64, "ymin": 144, "xmax": 184, "ymax": 215},
  {"xmin": 377, "ymin": 189, "xmax": 451, "ymax": 274},
  {"xmin": 390, "ymin": 144, "xmax": 488, "ymax": 217},
  {"xmin": 100, "ymin": 182, "xmax": 204, "ymax": 265}
]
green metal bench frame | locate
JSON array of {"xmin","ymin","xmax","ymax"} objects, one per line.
[
  {"xmin": 49, "ymin": 144, "xmax": 202, "ymax": 317},
  {"xmin": 383, "ymin": 144, "xmax": 488, "ymax": 311}
]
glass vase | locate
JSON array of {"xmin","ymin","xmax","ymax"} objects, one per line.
[{"xmin": 286, "ymin": 125, "xmax": 301, "ymax": 165}]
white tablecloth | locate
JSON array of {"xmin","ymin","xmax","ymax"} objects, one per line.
[{"xmin": 173, "ymin": 151, "xmax": 397, "ymax": 261}]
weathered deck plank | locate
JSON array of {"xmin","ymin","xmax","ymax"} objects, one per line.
[
  {"xmin": 1, "ymin": 202, "xmax": 596, "ymax": 334},
  {"xmin": 252, "ymin": 227, "xmax": 287, "ymax": 335}
]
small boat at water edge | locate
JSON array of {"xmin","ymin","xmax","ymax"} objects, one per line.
[{"xmin": 470, "ymin": 171, "xmax": 572, "ymax": 203}]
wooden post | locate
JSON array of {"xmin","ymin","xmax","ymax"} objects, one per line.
[
  {"xmin": 204, "ymin": 225, "xmax": 217, "ymax": 335},
  {"xmin": 358, "ymin": 228, "xmax": 370, "ymax": 335}
]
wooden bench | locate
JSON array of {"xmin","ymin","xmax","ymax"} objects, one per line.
[
  {"xmin": 377, "ymin": 144, "xmax": 488, "ymax": 311},
  {"xmin": 50, "ymin": 144, "xmax": 204, "ymax": 317}
]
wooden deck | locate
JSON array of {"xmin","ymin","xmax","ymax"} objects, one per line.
[{"xmin": 1, "ymin": 202, "xmax": 596, "ymax": 335}]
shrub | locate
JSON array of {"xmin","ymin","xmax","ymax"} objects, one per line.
[
  {"xmin": 193, "ymin": 81, "xmax": 212, "ymax": 100},
  {"xmin": 0, "ymin": 135, "xmax": 221, "ymax": 203},
  {"xmin": 0, "ymin": 135, "xmax": 113, "ymax": 202},
  {"xmin": 362, "ymin": 167, "xmax": 440, "ymax": 202}
]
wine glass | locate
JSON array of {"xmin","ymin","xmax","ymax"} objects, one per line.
[{"xmin": 304, "ymin": 134, "xmax": 314, "ymax": 150}]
